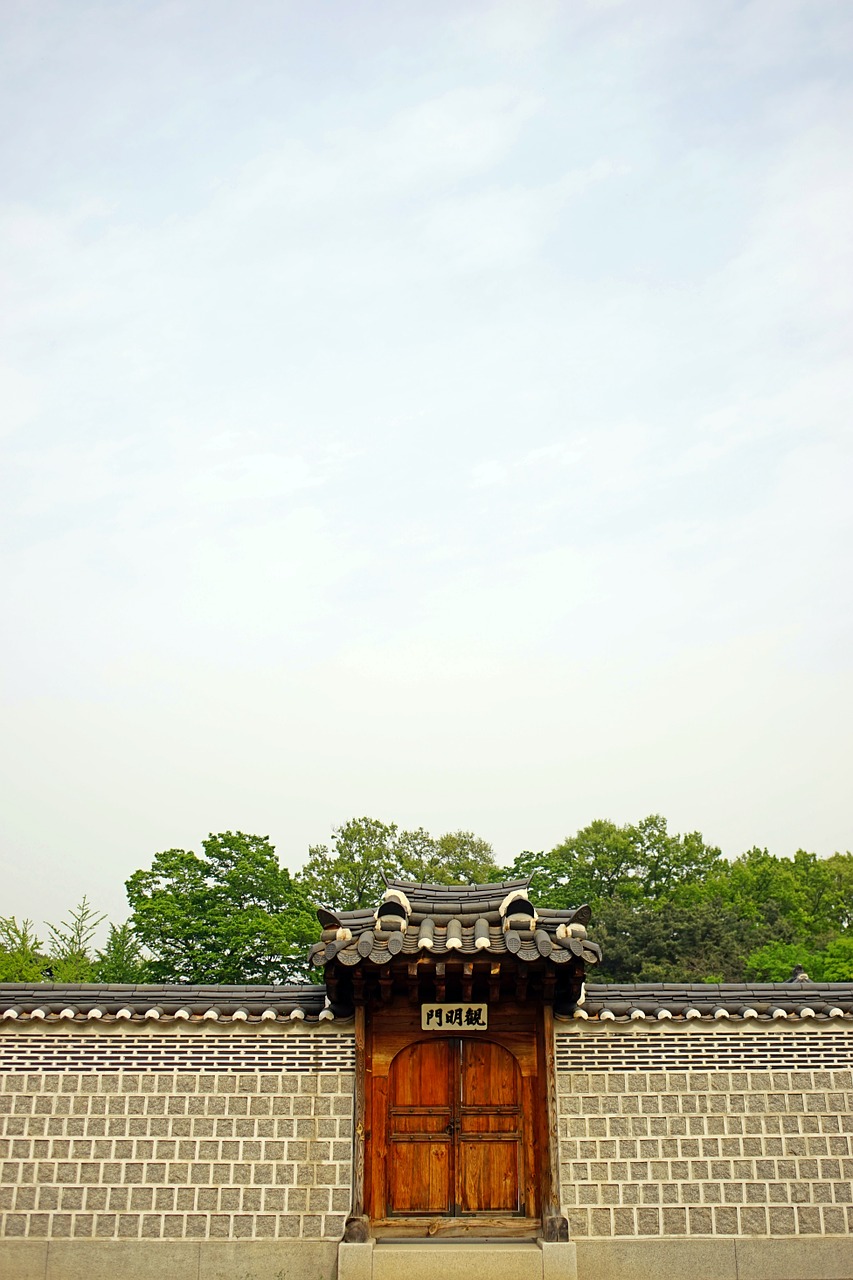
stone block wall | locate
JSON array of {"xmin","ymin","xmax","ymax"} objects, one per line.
[
  {"xmin": 0, "ymin": 1025, "xmax": 354, "ymax": 1242},
  {"xmin": 556, "ymin": 1023, "xmax": 853, "ymax": 1239}
]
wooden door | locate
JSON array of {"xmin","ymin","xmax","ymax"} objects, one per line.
[
  {"xmin": 387, "ymin": 1038, "xmax": 453, "ymax": 1214},
  {"xmin": 386, "ymin": 1038, "xmax": 522, "ymax": 1216},
  {"xmin": 458, "ymin": 1039, "xmax": 522, "ymax": 1213}
]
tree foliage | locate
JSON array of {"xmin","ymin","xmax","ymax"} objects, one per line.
[
  {"xmin": 3, "ymin": 816, "xmax": 850, "ymax": 987},
  {"xmin": 126, "ymin": 832, "xmax": 319, "ymax": 984},
  {"xmin": 299, "ymin": 818, "xmax": 405, "ymax": 913},
  {"xmin": 745, "ymin": 935, "xmax": 853, "ymax": 982},
  {"xmin": 0, "ymin": 917, "xmax": 48, "ymax": 981},
  {"xmin": 592, "ymin": 896, "xmax": 768, "ymax": 983},
  {"xmin": 0, "ymin": 901, "xmax": 149, "ymax": 984},
  {"xmin": 45, "ymin": 897, "xmax": 105, "ymax": 981},
  {"xmin": 93, "ymin": 922, "xmax": 150, "ymax": 983},
  {"xmin": 513, "ymin": 815, "xmax": 723, "ymax": 913},
  {"xmin": 407, "ymin": 830, "xmax": 500, "ymax": 886},
  {"xmin": 298, "ymin": 817, "xmax": 503, "ymax": 913},
  {"xmin": 511, "ymin": 817, "xmax": 853, "ymax": 984}
]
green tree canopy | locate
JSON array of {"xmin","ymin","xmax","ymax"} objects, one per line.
[
  {"xmin": 706, "ymin": 847, "xmax": 853, "ymax": 938},
  {"xmin": 298, "ymin": 817, "xmax": 503, "ymax": 913},
  {"xmin": 3, "ymin": 816, "xmax": 849, "ymax": 988},
  {"xmin": 45, "ymin": 896, "xmax": 104, "ymax": 981},
  {"xmin": 0, "ymin": 917, "xmax": 48, "ymax": 982},
  {"xmin": 2, "ymin": 898, "xmax": 138, "ymax": 983},
  {"xmin": 513, "ymin": 815, "xmax": 723, "ymax": 913},
  {"xmin": 401, "ymin": 829, "xmax": 502, "ymax": 886},
  {"xmin": 126, "ymin": 831, "xmax": 318, "ymax": 984},
  {"xmin": 510, "ymin": 817, "xmax": 853, "ymax": 983},
  {"xmin": 299, "ymin": 817, "xmax": 405, "ymax": 912},
  {"xmin": 93, "ymin": 921, "xmax": 150, "ymax": 983},
  {"xmin": 593, "ymin": 896, "xmax": 770, "ymax": 984}
]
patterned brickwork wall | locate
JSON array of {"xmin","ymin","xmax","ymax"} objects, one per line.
[
  {"xmin": 0, "ymin": 1026, "xmax": 354, "ymax": 1242},
  {"xmin": 556, "ymin": 1025, "xmax": 853, "ymax": 1239}
]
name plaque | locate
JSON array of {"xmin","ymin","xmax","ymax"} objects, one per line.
[{"xmin": 421, "ymin": 1003, "xmax": 488, "ymax": 1030}]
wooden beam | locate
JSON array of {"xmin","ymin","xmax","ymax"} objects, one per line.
[
  {"xmin": 370, "ymin": 1216, "xmax": 542, "ymax": 1240},
  {"xmin": 435, "ymin": 962, "xmax": 446, "ymax": 1003},
  {"xmin": 462, "ymin": 961, "xmax": 474, "ymax": 1003},
  {"xmin": 343, "ymin": 1003, "xmax": 370, "ymax": 1242},
  {"xmin": 541, "ymin": 1003, "xmax": 569, "ymax": 1242},
  {"xmin": 489, "ymin": 961, "xmax": 502, "ymax": 1004},
  {"xmin": 543, "ymin": 968, "xmax": 556, "ymax": 1002},
  {"xmin": 407, "ymin": 961, "xmax": 419, "ymax": 1005}
]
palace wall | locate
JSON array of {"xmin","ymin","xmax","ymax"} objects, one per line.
[
  {"xmin": 0, "ymin": 1020, "xmax": 354, "ymax": 1278},
  {"xmin": 555, "ymin": 1020, "xmax": 853, "ymax": 1242},
  {"xmin": 2, "ymin": 1010, "xmax": 852, "ymax": 1279}
]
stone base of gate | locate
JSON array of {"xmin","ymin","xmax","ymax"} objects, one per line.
[{"xmin": 337, "ymin": 1239, "xmax": 578, "ymax": 1280}]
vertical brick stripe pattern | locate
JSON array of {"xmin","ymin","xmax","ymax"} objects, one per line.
[
  {"xmin": 558, "ymin": 1067, "xmax": 853, "ymax": 1237},
  {"xmin": 0, "ymin": 1070, "xmax": 354, "ymax": 1240}
]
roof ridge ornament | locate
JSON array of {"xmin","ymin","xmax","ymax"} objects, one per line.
[
  {"xmin": 382, "ymin": 887, "xmax": 412, "ymax": 914},
  {"xmin": 498, "ymin": 888, "xmax": 530, "ymax": 917}
]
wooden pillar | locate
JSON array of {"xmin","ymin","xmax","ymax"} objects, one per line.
[
  {"xmin": 541, "ymin": 1003, "xmax": 569, "ymax": 1241},
  {"xmin": 343, "ymin": 1003, "xmax": 370, "ymax": 1242}
]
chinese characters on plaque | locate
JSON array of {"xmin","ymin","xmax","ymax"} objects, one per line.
[{"xmin": 421, "ymin": 1003, "xmax": 488, "ymax": 1030}]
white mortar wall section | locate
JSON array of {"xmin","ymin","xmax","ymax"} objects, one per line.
[
  {"xmin": 555, "ymin": 1021, "xmax": 853, "ymax": 1239},
  {"xmin": 0, "ymin": 1022, "xmax": 355, "ymax": 1242}
]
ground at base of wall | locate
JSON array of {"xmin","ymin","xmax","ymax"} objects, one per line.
[
  {"xmin": 0, "ymin": 1238, "xmax": 338, "ymax": 1280},
  {"xmin": 340, "ymin": 1236, "xmax": 853, "ymax": 1280},
  {"xmin": 3, "ymin": 1236, "xmax": 853, "ymax": 1280},
  {"xmin": 574, "ymin": 1236, "xmax": 853, "ymax": 1280}
]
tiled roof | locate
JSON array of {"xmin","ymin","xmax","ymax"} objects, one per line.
[
  {"xmin": 312, "ymin": 877, "xmax": 601, "ymax": 969},
  {"xmin": 573, "ymin": 982, "xmax": 853, "ymax": 1022},
  {"xmin": 3, "ymin": 980, "xmax": 852, "ymax": 1025},
  {"xmin": 0, "ymin": 983, "xmax": 332, "ymax": 1024}
]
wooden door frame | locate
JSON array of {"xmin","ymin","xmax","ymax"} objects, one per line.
[{"xmin": 347, "ymin": 997, "xmax": 560, "ymax": 1240}]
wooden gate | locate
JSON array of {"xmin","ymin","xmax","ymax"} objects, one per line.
[{"xmin": 386, "ymin": 1038, "xmax": 523, "ymax": 1216}]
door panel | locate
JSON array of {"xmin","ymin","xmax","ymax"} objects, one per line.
[
  {"xmin": 458, "ymin": 1040, "xmax": 521, "ymax": 1214},
  {"xmin": 386, "ymin": 1037, "xmax": 522, "ymax": 1217},
  {"xmin": 389, "ymin": 1138, "xmax": 451, "ymax": 1214},
  {"xmin": 387, "ymin": 1039, "xmax": 453, "ymax": 1215},
  {"xmin": 461, "ymin": 1039, "xmax": 519, "ymax": 1106},
  {"xmin": 458, "ymin": 1140, "xmax": 519, "ymax": 1213}
]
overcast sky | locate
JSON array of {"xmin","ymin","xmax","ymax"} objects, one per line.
[{"xmin": 1, "ymin": 0, "xmax": 852, "ymax": 930}]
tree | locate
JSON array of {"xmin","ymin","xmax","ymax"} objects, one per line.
[
  {"xmin": 45, "ymin": 896, "xmax": 104, "ymax": 981},
  {"xmin": 822, "ymin": 854, "xmax": 853, "ymax": 931},
  {"xmin": 745, "ymin": 936, "xmax": 853, "ymax": 982},
  {"xmin": 703, "ymin": 846, "xmax": 853, "ymax": 943},
  {"xmin": 0, "ymin": 917, "xmax": 49, "ymax": 981},
  {"xmin": 744, "ymin": 941, "xmax": 821, "ymax": 982},
  {"xmin": 4, "ymin": 817, "xmax": 848, "ymax": 987},
  {"xmin": 820, "ymin": 936, "xmax": 853, "ymax": 980},
  {"xmin": 126, "ymin": 832, "xmax": 319, "ymax": 984},
  {"xmin": 594, "ymin": 896, "xmax": 770, "ymax": 984},
  {"xmin": 299, "ymin": 817, "xmax": 406, "ymax": 912},
  {"xmin": 400, "ymin": 830, "xmax": 503, "ymax": 886},
  {"xmin": 299, "ymin": 817, "xmax": 504, "ymax": 913},
  {"xmin": 513, "ymin": 815, "xmax": 723, "ymax": 912},
  {"xmin": 93, "ymin": 922, "xmax": 149, "ymax": 983}
]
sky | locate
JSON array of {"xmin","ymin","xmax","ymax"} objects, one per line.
[{"xmin": 1, "ymin": 0, "xmax": 852, "ymax": 931}]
